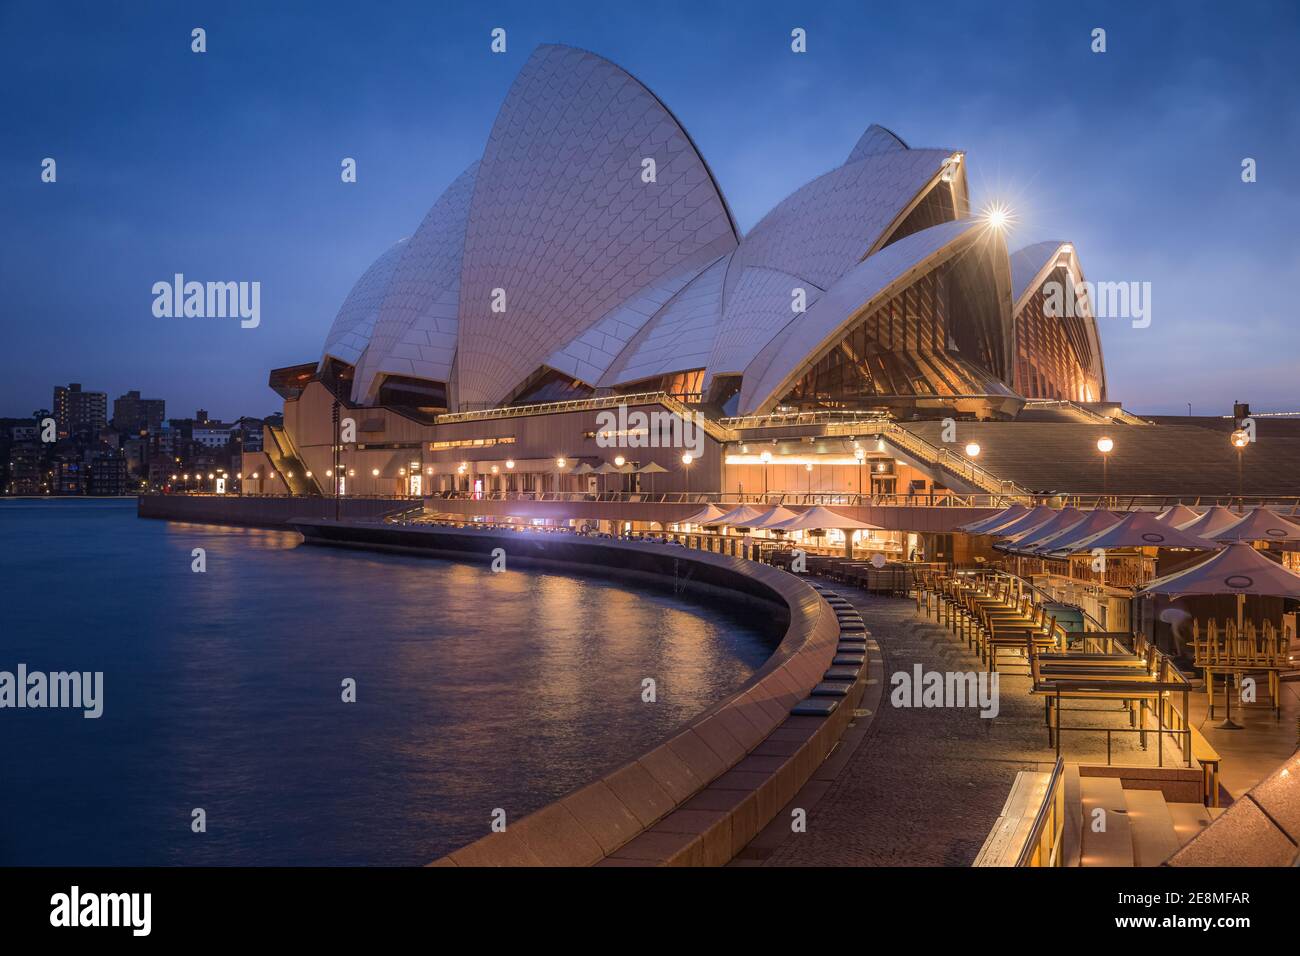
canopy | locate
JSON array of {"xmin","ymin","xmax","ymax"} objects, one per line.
[
  {"xmin": 1156, "ymin": 504, "xmax": 1201, "ymax": 526},
  {"xmin": 569, "ymin": 462, "xmax": 595, "ymax": 475},
  {"xmin": 997, "ymin": 508, "xmax": 1085, "ymax": 554},
  {"xmin": 1179, "ymin": 505, "xmax": 1248, "ymax": 538},
  {"xmin": 1139, "ymin": 542, "xmax": 1300, "ymax": 600},
  {"xmin": 636, "ymin": 462, "xmax": 669, "ymax": 474},
  {"xmin": 986, "ymin": 505, "xmax": 1059, "ymax": 538},
  {"xmin": 748, "ymin": 505, "xmax": 801, "ymax": 529},
  {"xmin": 767, "ymin": 505, "xmax": 883, "ymax": 532},
  {"xmin": 1210, "ymin": 508, "xmax": 1300, "ymax": 543},
  {"xmin": 594, "ymin": 461, "xmax": 623, "ymax": 474},
  {"xmin": 1062, "ymin": 510, "xmax": 1218, "ymax": 553},
  {"xmin": 681, "ymin": 504, "xmax": 727, "ymax": 524},
  {"xmin": 958, "ymin": 504, "xmax": 1027, "ymax": 534},
  {"xmin": 714, "ymin": 504, "xmax": 770, "ymax": 527},
  {"xmin": 1033, "ymin": 510, "xmax": 1124, "ymax": 557}
]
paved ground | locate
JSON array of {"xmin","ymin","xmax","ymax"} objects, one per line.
[{"xmin": 746, "ymin": 585, "xmax": 1177, "ymax": 867}]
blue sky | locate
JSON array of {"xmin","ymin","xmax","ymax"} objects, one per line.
[{"xmin": 1, "ymin": 0, "xmax": 1296, "ymax": 419}]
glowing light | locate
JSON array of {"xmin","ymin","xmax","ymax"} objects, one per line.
[
  {"xmin": 371, "ymin": 468, "xmax": 380, "ymax": 477},
  {"xmin": 556, "ymin": 457, "xmax": 566, "ymax": 469},
  {"xmin": 681, "ymin": 453, "xmax": 693, "ymax": 465},
  {"xmin": 759, "ymin": 450, "xmax": 772, "ymax": 464},
  {"xmin": 614, "ymin": 455, "xmax": 625, "ymax": 467},
  {"xmin": 854, "ymin": 447, "xmax": 866, "ymax": 462},
  {"xmin": 965, "ymin": 442, "xmax": 981, "ymax": 458},
  {"xmin": 505, "ymin": 460, "xmax": 515, "ymax": 469},
  {"xmin": 1097, "ymin": 437, "xmax": 1114, "ymax": 454},
  {"xmin": 980, "ymin": 201, "xmax": 1015, "ymax": 231},
  {"xmin": 1231, "ymin": 429, "xmax": 1249, "ymax": 449}
]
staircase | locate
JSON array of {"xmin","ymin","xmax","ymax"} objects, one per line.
[
  {"xmin": 263, "ymin": 424, "xmax": 321, "ymax": 496},
  {"xmin": 1068, "ymin": 765, "xmax": 1221, "ymax": 866}
]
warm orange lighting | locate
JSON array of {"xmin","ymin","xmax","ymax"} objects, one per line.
[
  {"xmin": 1097, "ymin": 437, "xmax": 1114, "ymax": 454},
  {"xmin": 965, "ymin": 442, "xmax": 981, "ymax": 457}
]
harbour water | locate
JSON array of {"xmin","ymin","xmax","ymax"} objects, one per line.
[{"xmin": 0, "ymin": 499, "xmax": 780, "ymax": 864}]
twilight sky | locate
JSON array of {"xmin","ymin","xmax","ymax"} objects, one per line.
[{"xmin": 1, "ymin": 0, "xmax": 1296, "ymax": 420}]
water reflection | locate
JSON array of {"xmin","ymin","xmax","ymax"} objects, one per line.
[{"xmin": 0, "ymin": 500, "xmax": 779, "ymax": 864}]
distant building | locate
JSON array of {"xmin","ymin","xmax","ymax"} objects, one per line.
[
  {"xmin": 193, "ymin": 423, "xmax": 233, "ymax": 448},
  {"xmin": 112, "ymin": 390, "xmax": 166, "ymax": 434},
  {"xmin": 53, "ymin": 383, "xmax": 107, "ymax": 437},
  {"xmin": 87, "ymin": 454, "xmax": 129, "ymax": 496},
  {"xmin": 6, "ymin": 443, "xmax": 45, "ymax": 495}
]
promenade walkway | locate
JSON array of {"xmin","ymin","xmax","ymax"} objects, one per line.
[{"xmin": 739, "ymin": 588, "xmax": 1183, "ymax": 867}]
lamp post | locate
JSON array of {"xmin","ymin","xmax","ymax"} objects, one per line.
[
  {"xmin": 1096, "ymin": 437, "xmax": 1114, "ymax": 499},
  {"xmin": 759, "ymin": 449, "xmax": 772, "ymax": 498},
  {"xmin": 805, "ymin": 461, "xmax": 812, "ymax": 498},
  {"xmin": 332, "ymin": 398, "xmax": 341, "ymax": 520},
  {"xmin": 854, "ymin": 446, "xmax": 866, "ymax": 500},
  {"xmin": 1230, "ymin": 429, "xmax": 1249, "ymax": 507},
  {"xmin": 681, "ymin": 452, "xmax": 693, "ymax": 497},
  {"xmin": 555, "ymin": 457, "xmax": 566, "ymax": 495}
]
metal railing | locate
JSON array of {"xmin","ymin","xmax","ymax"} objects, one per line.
[
  {"xmin": 1015, "ymin": 757, "xmax": 1067, "ymax": 867},
  {"xmin": 434, "ymin": 391, "xmax": 732, "ymax": 442}
]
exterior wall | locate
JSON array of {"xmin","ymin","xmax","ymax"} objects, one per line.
[{"xmin": 278, "ymin": 381, "xmax": 724, "ymax": 497}]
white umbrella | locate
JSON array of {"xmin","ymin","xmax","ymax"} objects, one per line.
[
  {"xmin": 1140, "ymin": 542, "xmax": 1300, "ymax": 600},
  {"xmin": 1063, "ymin": 510, "xmax": 1219, "ymax": 553},
  {"xmin": 714, "ymin": 504, "xmax": 769, "ymax": 527},
  {"xmin": 1140, "ymin": 543, "xmax": 1300, "ymax": 729},
  {"xmin": 637, "ymin": 460, "xmax": 668, "ymax": 495},
  {"xmin": 1179, "ymin": 505, "xmax": 1248, "ymax": 538},
  {"xmin": 748, "ymin": 505, "xmax": 801, "ymax": 529},
  {"xmin": 682, "ymin": 504, "xmax": 727, "ymax": 525},
  {"xmin": 998, "ymin": 507, "xmax": 1085, "ymax": 554},
  {"xmin": 766, "ymin": 505, "xmax": 882, "ymax": 531},
  {"xmin": 1156, "ymin": 504, "xmax": 1201, "ymax": 526},
  {"xmin": 959, "ymin": 504, "xmax": 1027, "ymax": 533},
  {"xmin": 1032, "ymin": 510, "xmax": 1123, "ymax": 557},
  {"xmin": 987, "ymin": 505, "xmax": 1059, "ymax": 538},
  {"xmin": 1210, "ymin": 508, "xmax": 1300, "ymax": 543}
]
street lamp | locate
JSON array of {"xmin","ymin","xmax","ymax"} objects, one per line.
[
  {"xmin": 1231, "ymin": 429, "xmax": 1249, "ymax": 505},
  {"xmin": 805, "ymin": 461, "xmax": 813, "ymax": 497},
  {"xmin": 854, "ymin": 446, "xmax": 866, "ymax": 498},
  {"xmin": 681, "ymin": 452, "xmax": 693, "ymax": 496},
  {"xmin": 965, "ymin": 442, "xmax": 980, "ymax": 458},
  {"xmin": 555, "ymin": 457, "xmax": 566, "ymax": 495},
  {"xmin": 1097, "ymin": 436, "xmax": 1114, "ymax": 498},
  {"xmin": 759, "ymin": 449, "xmax": 772, "ymax": 497}
]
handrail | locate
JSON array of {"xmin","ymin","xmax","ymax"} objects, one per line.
[
  {"xmin": 435, "ymin": 391, "xmax": 732, "ymax": 441},
  {"xmin": 1015, "ymin": 757, "xmax": 1066, "ymax": 867}
]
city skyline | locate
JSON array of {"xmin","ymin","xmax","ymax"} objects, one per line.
[{"xmin": 2, "ymin": 0, "xmax": 1297, "ymax": 420}]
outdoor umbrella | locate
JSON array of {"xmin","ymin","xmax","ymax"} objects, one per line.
[
  {"xmin": 1032, "ymin": 510, "xmax": 1124, "ymax": 557},
  {"xmin": 636, "ymin": 461, "xmax": 668, "ymax": 495},
  {"xmin": 594, "ymin": 460, "xmax": 622, "ymax": 495},
  {"xmin": 958, "ymin": 504, "xmax": 1028, "ymax": 534},
  {"xmin": 682, "ymin": 504, "xmax": 727, "ymax": 525},
  {"xmin": 1139, "ymin": 543, "xmax": 1300, "ymax": 728},
  {"xmin": 1210, "ymin": 508, "xmax": 1300, "ymax": 543},
  {"xmin": 986, "ymin": 505, "xmax": 1059, "ymax": 538},
  {"xmin": 748, "ymin": 505, "xmax": 800, "ymax": 530},
  {"xmin": 1062, "ymin": 510, "xmax": 1219, "ymax": 553},
  {"xmin": 569, "ymin": 462, "xmax": 595, "ymax": 474},
  {"xmin": 767, "ymin": 505, "xmax": 883, "ymax": 532},
  {"xmin": 996, "ymin": 507, "xmax": 1085, "ymax": 554},
  {"xmin": 715, "ymin": 504, "xmax": 769, "ymax": 527},
  {"xmin": 1179, "ymin": 505, "xmax": 1249, "ymax": 539},
  {"xmin": 1156, "ymin": 504, "xmax": 1201, "ymax": 526}
]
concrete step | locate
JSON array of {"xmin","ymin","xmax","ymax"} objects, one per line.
[
  {"xmin": 1079, "ymin": 776, "xmax": 1133, "ymax": 867},
  {"xmin": 1123, "ymin": 788, "xmax": 1182, "ymax": 867},
  {"xmin": 1167, "ymin": 801, "xmax": 1214, "ymax": 849}
]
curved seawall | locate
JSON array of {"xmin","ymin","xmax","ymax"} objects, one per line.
[{"xmin": 292, "ymin": 519, "xmax": 864, "ymax": 866}]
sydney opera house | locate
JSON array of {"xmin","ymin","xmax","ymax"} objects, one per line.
[{"xmin": 242, "ymin": 43, "xmax": 1294, "ymax": 515}]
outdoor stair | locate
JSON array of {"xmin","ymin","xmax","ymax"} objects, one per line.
[{"xmin": 1072, "ymin": 769, "xmax": 1221, "ymax": 867}]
